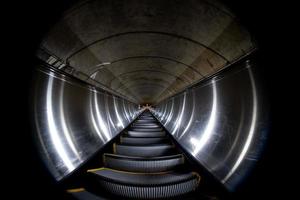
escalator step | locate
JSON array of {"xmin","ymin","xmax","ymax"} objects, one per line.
[
  {"xmin": 88, "ymin": 169, "xmax": 200, "ymax": 199},
  {"xmin": 114, "ymin": 144, "xmax": 174, "ymax": 157},
  {"xmin": 132, "ymin": 124, "xmax": 160, "ymax": 128},
  {"xmin": 83, "ymin": 112, "xmax": 201, "ymax": 199},
  {"xmin": 120, "ymin": 136, "xmax": 168, "ymax": 145},
  {"xmin": 127, "ymin": 131, "xmax": 166, "ymax": 137},
  {"xmin": 131, "ymin": 126, "xmax": 161, "ymax": 130},
  {"xmin": 136, "ymin": 119, "xmax": 156, "ymax": 123},
  {"xmin": 103, "ymin": 153, "xmax": 184, "ymax": 172},
  {"xmin": 133, "ymin": 121, "xmax": 157, "ymax": 124},
  {"xmin": 134, "ymin": 122, "xmax": 156, "ymax": 125},
  {"xmin": 132, "ymin": 125, "xmax": 159, "ymax": 128},
  {"xmin": 139, "ymin": 116, "xmax": 154, "ymax": 119},
  {"xmin": 130, "ymin": 128, "xmax": 163, "ymax": 132},
  {"xmin": 138, "ymin": 118, "xmax": 155, "ymax": 121}
]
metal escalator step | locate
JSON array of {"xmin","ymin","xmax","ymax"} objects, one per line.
[
  {"xmin": 141, "ymin": 113, "xmax": 152, "ymax": 115},
  {"xmin": 114, "ymin": 144, "xmax": 174, "ymax": 157},
  {"xmin": 127, "ymin": 131, "xmax": 166, "ymax": 137},
  {"xmin": 132, "ymin": 124, "xmax": 160, "ymax": 128},
  {"xmin": 132, "ymin": 124, "xmax": 159, "ymax": 128},
  {"xmin": 134, "ymin": 121, "xmax": 157, "ymax": 124},
  {"xmin": 131, "ymin": 126, "xmax": 161, "ymax": 129},
  {"xmin": 103, "ymin": 153, "xmax": 184, "ymax": 172},
  {"xmin": 131, "ymin": 128, "xmax": 163, "ymax": 132},
  {"xmin": 133, "ymin": 121, "xmax": 157, "ymax": 124},
  {"xmin": 134, "ymin": 122, "xmax": 157, "ymax": 125},
  {"xmin": 138, "ymin": 118, "xmax": 155, "ymax": 121},
  {"xmin": 139, "ymin": 116, "xmax": 154, "ymax": 119},
  {"xmin": 120, "ymin": 136, "xmax": 168, "ymax": 145},
  {"xmin": 133, "ymin": 122, "xmax": 158, "ymax": 125},
  {"xmin": 139, "ymin": 114, "xmax": 153, "ymax": 117},
  {"xmin": 136, "ymin": 119, "xmax": 156, "ymax": 123},
  {"xmin": 131, "ymin": 126, "xmax": 161, "ymax": 130},
  {"xmin": 88, "ymin": 169, "xmax": 200, "ymax": 199}
]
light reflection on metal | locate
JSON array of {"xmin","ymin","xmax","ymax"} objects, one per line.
[
  {"xmin": 46, "ymin": 72, "xmax": 75, "ymax": 171},
  {"xmin": 161, "ymin": 102, "xmax": 168, "ymax": 120},
  {"xmin": 59, "ymin": 81, "xmax": 82, "ymax": 161},
  {"xmin": 171, "ymin": 92, "xmax": 186, "ymax": 136},
  {"xmin": 114, "ymin": 97, "xmax": 125, "ymax": 128},
  {"xmin": 122, "ymin": 99, "xmax": 130, "ymax": 122},
  {"xmin": 211, "ymin": 101, "xmax": 245, "ymax": 171},
  {"xmin": 179, "ymin": 91, "xmax": 196, "ymax": 140},
  {"xmin": 164, "ymin": 98, "xmax": 174, "ymax": 127},
  {"xmin": 32, "ymin": 67, "xmax": 140, "ymax": 180},
  {"xmin": 90, "ymin": 98, "xmax": 105, "ymax": 142},
  {"xmin": 151, "ymin": 60, "xmax": 268, "ymax": 190},
  {"xmin": 222, "ymin": 65, "xmax": 258, "ymax": 183},
  {"xmin": 93, "ymin": 90, "xmax": 111, "ymax": 141},
  {"xmin": 190, "ymin": 79, "xmax": 218, "ymax": 155},
  {"xmin": 105, "ymin": 95, "xmax": 116, "ymax": 132}
]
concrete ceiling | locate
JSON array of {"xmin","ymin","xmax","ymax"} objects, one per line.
[{"xmin": 39, "ymin": 0, "xmax": 255, "ymax": 104}]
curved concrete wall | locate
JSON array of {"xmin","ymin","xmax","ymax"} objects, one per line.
[
  {"xmin": 38, "ymin": 0, "xmax": 255, "ymax": 104},
  {"xmin": 31, "ymin": 65, "xmax": 141, "ymax": 180},
  {"xmin": 151, "ymin": 58, "xmax": 269, "ymax": 190}
]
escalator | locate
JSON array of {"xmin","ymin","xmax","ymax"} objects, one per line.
[{"xmin": 66, "ymin": 110, "xmax": 202, "ymax": 199}]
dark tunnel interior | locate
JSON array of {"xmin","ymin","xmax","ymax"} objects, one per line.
[{"xmin": 3, "ymin": 0, "xmax": 294, "ymax": 199}]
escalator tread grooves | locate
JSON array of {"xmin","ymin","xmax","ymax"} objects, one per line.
[
  {"xmin": 115, "ymin": 145, "xmax": 174, "ymax": 157},
  {"xmin": 120, "ymin": 138, "xmax": 170, "ymax": 145},
  {"xmin": 91, "ymin": 172, "xmax": 199, "ymax": 187},
  {"xmin": 86, "ymin": 112, "xmax": 201, "ymax": 199},
  {"xmin": 104, "ymin": 157, "xmax": 184, "ymax": 172},
  {"xmin": 98, "ymin": 178, "xmax": 199, "ymax": 199},
  {"xmin": 104, "ymin": 153, "xmax": 183, "ymax": 161}
]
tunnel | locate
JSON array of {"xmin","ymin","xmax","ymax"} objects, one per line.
[{"xmin": 26, "ymin": 0, "xmax": 272, "ymax": 199}]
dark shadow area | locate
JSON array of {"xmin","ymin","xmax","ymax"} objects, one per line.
[{"xmin": 220, "ymin": 0, "xmax": 294, "ymax": 199}]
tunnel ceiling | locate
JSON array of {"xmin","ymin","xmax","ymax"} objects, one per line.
[{"xmin": 38, "ymin": 0, "xmax": 255, "ymax": 104}]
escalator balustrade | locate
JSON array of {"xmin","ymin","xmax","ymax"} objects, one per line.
[{"xmin": 68, "ymin": 111, "xmax": 201, "ymax": 199}]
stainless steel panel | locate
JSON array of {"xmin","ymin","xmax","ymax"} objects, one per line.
[
  {"xmin": 31, "ymin": 66, "xmax": 141, "ymax": 181},
  {"xmin": 151, "ymin": 60, "xmax": 269, "ymax": 190}
]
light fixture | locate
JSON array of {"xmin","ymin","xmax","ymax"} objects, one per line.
[{"xmin": 87, "ymin": 62, "xmax": 111, "ymax": 80}]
